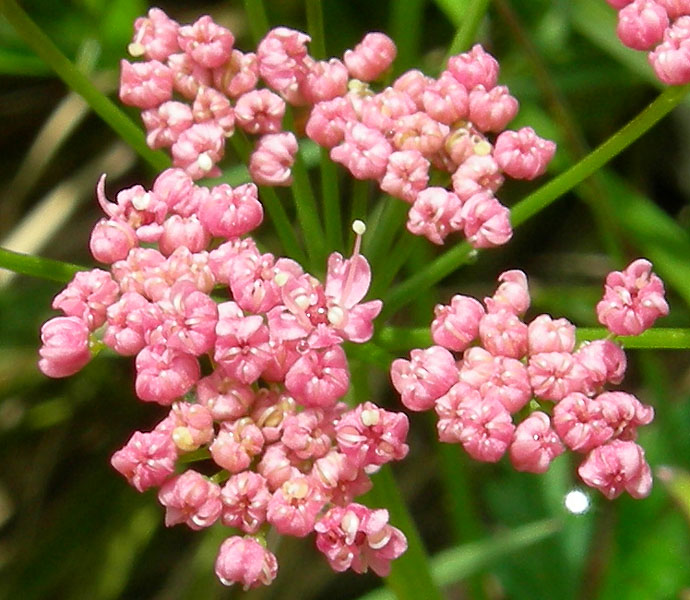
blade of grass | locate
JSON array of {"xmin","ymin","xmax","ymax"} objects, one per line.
[
  {"xmin": 0, "ymin": 0, "xmax": 170, "ymax": 172},
  {"xmin": 241, "ymin": 0, "xmax": 269, "ymax": 45},
  {"xmin": 306, "ymin": 0, "xmax": 326, "ymax": 58},
  {"xmin": 0, "ymin": 248, "xmax": 85, "ymax": 283},
  {"xmin": 446, "ymin": 0, "xmax": 491, "ymax": 58},
  {"xmin": 389, "ymin": 0, "xmax": 425, "ymax": 73}
]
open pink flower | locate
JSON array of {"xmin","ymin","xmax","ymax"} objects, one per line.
[{"xmin": 215, "ymin": 536, "xmax": 278, "ymax": 589}]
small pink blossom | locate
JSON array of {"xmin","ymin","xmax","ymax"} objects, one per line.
[
  {"xmin": 468, "ymin": 85, "xmax": 519, "ymax": 133},
  {"xmin": 134, "ymin": 344, "xmax": 200, "ymax": 404},
  {"xmin": 38, "ymin": 316, "xmax": 92, "ymax": 378},
  {"xmin": 196, "ymin": 371, "xmax": 255, "ymax": 421},
  {"xmin": 266, "ymin": 475, "xmax": 325, "ymax": 537},
  {"xmin": 648, "ymin": 20, "xmax": 690, "ymax": 85},
  {"xmin": 257, "ymin": 27, "xmax": 311, "ymax": 101},
  {"xmin": 460, "ymin": 191, "xmax": 512, "ymax": 248},
  {"xmin": 391, "ymin": 112, "xmax": 449, "ymax": 156},
  {"xmin": 331, "ymin": 123, "xmax": 393, "ymax": 180},
  {"xmin": 598, "ymin": 391, "xmax": 654, "ymax": 440},
  {"xmin": 89, "ymin": 218, "xmax": 138, "ymax": 264},
  {"xmin": 281, "ymin": 409, "xmax": 334, "ymax": 460},
  {"xmin": 527, "ymin": 314, "xmax": 576, "ymax": 355},
  {"xmin": 198, "ymin": 182, "xmax": 263, "ymax": 238},
  {"xmin": 151, "ymin": 168, "xmax": 199, "ymax": 217},
  {"xmin": 142, "ymin": 101, "xmax": 194, "ymax": 149},
  {"xmin": 656, "ymin": 0, "xmax": 690, "ymax": 18},
  {"xmin": 311, "ymin": 451, "xmax": 372, "ymax": 505},
  {"xmin": 422, "ymin": 72, "xmax": 469, "ymax": 124},
  {"xmin": 221, "ymin": 471, "xmax": 271, "ymax": 533},
  {"xmin": 379, "ymin": 150, "xmax": 430, "ymax": 203},
  {"xmin": 478, "ymin": 310, "xmax": 528, "ymax": 359},
  {"xmin": 452, "ymin": 154, "xmax": 504, "ymax": 198},
  {"xmin": 553, "ymin": 392, "xmax": 614, "ymax": 453},
  {"xmin": 305, "ymin": 96, "xmax": 357, "ymax": 148},
  {"xmin": 167, "ymin": 52, "xmax": 212, "ymax": 99},
  {"xmin": 431, "ymin": 294, "xmax": 485, "ymax": 352},
  {"xmin": 343, "ymin": 32, "xmax": 397, "ymax": 81},
  {"xmin": 192, "ymin": 86, "xmax": 235, "ymax": 134},
  {"xmin": 393, "ymin": 69, "xmax": 433, "ymax": 109},
  {"xmin": 494, "ymin": 127, "xmax": 556, "ymax": 180},
  {"xmin": 210, "ymin": 418, "xmax": 265, "ymax": 473},
  {"xmin": 407, "ymin": 186, "xmax": 463, "ymax": 244},
  {"xmin": 360, "ymin": 88, "xmax": 417, "ymax": 132},
  {"xmin": 234, "ymin": 89, "xmax": 286, "ymax": 135},
  {"xmin": 284, "ymin": 345, "xmax": 350, "ymax": 408},
  {"xmin": 214, "ymin": 536, "xmax": 278, "ymax": 589},
  {"xmin": 252, "ymin": 389, "xmax": 298, "ymax": 442},
  {"xmin": 52, "ymin": 269, "xmax": 119, "ymax": 330},
  {"xmin": 575, "ymin": 339, "xmax": 627, "ymax": 392},
  {"xmin": 485, "ymin": 269, "xmax": 530, "ymax": 315},
  {"xmin": 578, "ymin": 440, "xmax": 653, "ymax": 499},
  {"xmin": 258, "ymin": 444, "xmax": 300, "ymax": 491},
  {"xmin": 213, "ymin": 49, "xmax": 260, "ymax": 98},
  {"xmin": 158, "ymin": 215, "xmax": 209, "ymax": 256},
  {"xmin": 177, "ymin": 15, "xmax": 234, "ymax": 69},
  {"xmin": 119, "ymin": 59, "xmax": 173, "ymax": 109},
  {"xmin": 104, "ymin": 292, "xmax": 162, "ymax": 356},
  {"xmin": 249, "ymin": 132, "xmax": 299, "ymax": 187},
  {"xmin": 169, "ymin": 401, "xmax": 214, "ymax": 451},
  {"xmin": 447, "ymin": 44, "xmax": 500, "ymax": 90},
  {"xmin": 111, "ymin": 429, "xmax": 177, "ymax": 492},
  {"xmin": 617, "ymin": 0, "xmax": 669, "ymax": 51},
  {"xmin": 527, "ymin": 351, "xmax": 587, "ymax": 402},
  {"xmin": 303, "ymin": 58, "xmax": 349, "ymax": 103},
  {"xmin": 128, "ymin": 8, "xmax": 180, "ymax": 62},
  {"xmin": 171, "ymin": 122, "xmax": 224, "ymax": 179},
  {"xmin": 158, "ymin": 470, "xmax": 222, "ymax": 529},
  {"xmin": 509, "ymin": 412, "xmax": 564, "ymax": 473}
]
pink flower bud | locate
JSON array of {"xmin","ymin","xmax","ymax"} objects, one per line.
[
  {"xmin": 305, "ymin": 96, "xmax": 357, "ymax": 148},
  {"xmin": 129, "ymin": 8, "xmax": 180, "ymax": 62},
  {"xmin": 119, "ymin": 59, "xmax": 173, "ymax": 109},
  {"xmin": 479, "ymin": 310, "xmax": 528, "ymax": 359},
  {"xmin": 169, "ymin": 401, "xmax": 214, "ymax": 451},
  {"xmin": 617, "ymin": 0, "xmax": 669, "ymax": 51},
  {"xmin": 391, "ymin": 112, "xmax": 449, "ymax": 156},
  {"xmin": 303, "ymin": 58, "xmax": 349, "ymax": 103},
  {"xmin": 509, "ymin": 412, "xmax": 564, "ymax": 473},
  {"xmin": 380, "ymin": 150, "xmax": 430, "ymax": 203},
  {"xmin": 281, "ymin": 408, "xmax": 334, "ymax": 460},
  {"xmin": 468, "ymin": 85, "xmax": 519, "ymax": 133},
  {"xmin": 266, "ymin": 475, "xmax": 325, "ymax": 536},
  {"xmin": 213, "ymin": 49, "xmax": 259, "ymax": 98},
  {"xmin": 111, "ymin": 429, "xmax": 177, "ymax": 492},
  {"xmin": 553, "ymin": 392, "xmax": 613, "ymax": 453},
  {"xmin": 89, "ymin": 218, "xmax": 138, "ymax": 264},
  {"xmin": 158, "ymin": 215, "xmax": 210, "ymax": 256},
  {"xmin": 528, "ymin": 351, "xmax": 588, "ymax": 402},
  {"xmin": 235, "ymin": 89, "xmax": 286, "ymax": 135},
  {"xmin": 192, "ymin": 86, "xmax": 235, "ymax": 134},
  {"xmin": 575, "ymin": 339, "xmax": 627, "ymax": 392},
  {"xmin": 197, "ymin": 371, "xmax": 254, "ymax": 421},
  {"xmin": 158, "ymin": 470, "xmax": 222, "ymax": 529},
  {"xmin": 494, "ymin": 127, "xmax": 556, "ymax": 180},
  {"xmin": 167, "ymin": 52, "xmax": 212, "ymax": 99},
  {"xmin": 177, "ymin": 15, "xmax": 234, "ymax": 69},
  {"xmin": 52, "ymin": 269, "xmax": 119, "ymax": 330},
  {"xmin": 171, "ymin": 122, "xmax": 225, "ymax": 180},
  {"xmin": 142, "ymin": 101, "xmax": 194, "ymax": 149},
  {"xmin": 452, "ymin": 154, "xmax": 504, "ymax": 197},
  {"xmin": 656, "ymin": 0, "xmax": 690, "ymax": 18},
  {"xmin": 447, "ymin": 44, "xmax": 500, "ymax": 90},
  {"xmin": 199, "ymin": 182, "xmax": 263, "ymax": 237},
  {"xmin": 104, "ymin": 292, "xmax": 162, "ymax": 356},
  {"xmin": 214, "ymin": 536, "xmax": 278, "ymax": 589},
  {"xmin": 331, "ymin": 123, "xmax": 393, "ymax": 180},
  {"xmin": 431, "ymin": 294, "xmax": 485, "ymax": 352},
  {"xmin": 597, "ymin": 391, "xmax": 654, "ymax": 440},
  {"xmin": 210, "ymin": 418, "xmax": 264, "ymax": 473},
  {"xmin": 578, "ymin": 440, "xmax": 652, "ymax": 499},
  {"xmin": 257, "ymin": 27, "xmax": 311, "ymax": 101},
  {"xmin": 284, "ymin": 346, "xmax": 350, "ymax": 408},
  {"xmin": 135, "ymin": 344, "xmax": 200, "ymax": 404},
  {"xmin": 460, "ymin": 191, "xmax": 512, "ymax": 248},
  {"xmin": 249, "ymin": 132, "xmax": 299, "ymax": 187},
  {"xmin": 151, "ymin": 168, "xmax": 198, "ymax": 217},
  {"xmin": 38, "ymin": 316, "xmax": 92, "ymax": 378},
  {"xmin": 648, "ymin": 18, "xmax": 690, "ymax": 85},
  {"xmin": 527, "ymin": 314, "xmax": 576, "ymax": 354},
  {"xmin": 406, "ymin": 186, "xmax": 463, "ymax": 244},
  {"xmin": 422, "ymin": 72, "xmax": 469, "ymax": 124},
  {"xmin": 344, "ymin": 32, "xmax": 397, "ymax": 81},
  {"xmin": 393, "ymin": 69, "xmax": 433, "ymax": 109},
  {"xmin": 221, "ymin": 472, "xmax": 271, "ymax": 533},
  {"xmin": 485, "ymin": 269, "xmax": 530, "ymax": 315}
]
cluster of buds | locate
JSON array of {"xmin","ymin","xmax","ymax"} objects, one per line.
[
  {"xmin": 37, "ymin": 167, "xmax": 409, "ymax": 588},
  {"xmin": 120, "ymin": 9, "xmax": 556, "ymax": 247},
  {"xmin": 607, "ymin": 0, "xmax": 690, "ymax": 84},
  {"xmin": 390, "ymin": 260, "xmax": 669, "ymax": 499}
]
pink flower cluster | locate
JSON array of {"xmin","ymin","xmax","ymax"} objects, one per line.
[
  {"xmin": 38, "ymin": 168, "xmax": 408, "ymax": 588},
  {"xmin": 607, "ymin": 0, "xmax": 690, "ymax": 84},
  {"xmin": 306, "ymin": 43, "xmax": 556, "ymax": 248},
  {"xmin": 391, "ymin": 261, "xmax": 668, "ymax": 499}
]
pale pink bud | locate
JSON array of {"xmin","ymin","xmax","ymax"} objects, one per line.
[
  {"xmin": 452, "ymin": 154, "xmax": 504, "ymax": 198},
  {"xmin": 252, "ymin": 389, "xmax": 298, "ymax": 442},
  {"xmin": 197, "ymin": 371, "xmax": 254, "ymax": 421},
  {"xmin": 597, "ymin": 259, "xmax": 669, "ymax": 336},
  {"xmin": 648, "ymin": 18, "xmax": 690, "ymax": 84},
  {"xmin": 390, "ymin": 346, "xmax": 458, "ymax": 411},
  {"xmin": 119, "ymin": 59, "xmax": 173, "ymax": 109},
  {"xmin": 142, "ymin": 101, "xmax": 194, "ymax": 149},
  {"xmin": 494, "ymin": 127, "xmax": 556, "ymax": 180},
  {"xmin": 431, "ymin": 294, "xmax": 485, "ymax": 352},
  {"xmin": 597, "ymin": 391, "xmax": 654, "ymax": 440},
  {"xmin": 128, "ymin": 8, "xmax": 180, "ymax": 62},
  {"xmin": 485, "ymin": 269, "xmax": 530, "ymax": 315},
  {"xmin": 281, "ymin": 409, "xmax": 334, "ymax": 460},
  {"xmin": 89, "ymin": 218, "xmax": 138, "ymax": 264},
  {"xmin": 199, "ymin": 182, "xmax": 263, "ymax": 237},
  {"xmin": 104, "ymin": 292, "xmax": 162, "ymax": 356},
  {"xmin": 527, "ymin": 314, "xmax": 576, "ymax": 354},
  {"xmin": 479, "ymin": 310, "xmax": 528, "ymax": 359},
  {"xmin": 617, "ymin": 0, "xmax": 669, "ymax": 51},
  {"xmin": 305, "ymin": 96, "xmax": 357, "ymax": 148},
  {"xmin": 151, "ymin": 168, "xmax": 198, "ymax": 216},
  {"xmin": 169, "ymin": 401, "xmax": 214, "ymax": 451},
  {"xmin": 391, "ymin": 112, "xmax": 449, "ymax": 156},
  {"xmin": 158, "ymin": 215, "xmax": 210, "ymax": 256},
  {"xmin": 447, "ymin": 44, "xmax": 500, "ymax": 90},
  {"xmin": 171, "ymin": 122, "xmax": 224, "ymax": 180},
  {"xmin": 257, "ymin": 27, "xmax": 311, "ymax": 100},
  {"xmin": 52, "ymin": 269, "xmax": 119, "ymax": 330},
  {"xmin": 311, "ymin": 451, "xmax": 372, "ymax": 505},
  {"xmin": 257, "ymin": 444, "xmax": 300, "ymax": 491},
  {"xmin": 158, "ymin": 470, "xmax": 222, "ymax": 529},
  {"xmin": 38, "ymin": 316, "xmax": 92, "ymax": 378},
  {"xmin": 445, "ymin": 123, "xmax": 493, "ymax": 170},
  {"xmin": 213, "ymin": 49, "xmax": 259, "ymax": 98},
  {"xmin": 656, "ymin": 0, "xmax": 690, "ymax": 18},
  {"xmin": 360, "ymin": 88, "xmax": 417, "ymax": 132},
  {"xmin": 331, "ymin": 123, "xmax": 393, "ymax": 180},
  {"xmin": 575, "ymin": 339, "xmax": 627, "ymax": 392},
  {"xmin": 406, "ymin": 186, "xmax": 463, "ymax": 244},
  {"xmin": 480, "ymin": 356, "xmax": 532, "ymax": 413},
  {"xmin": 284, "ymin": 346, "xmax": 350, "ymax": 408},
  {"xmin": 210, "ymin": 418, "xmax": 265, "ymax": 473},
  {"xmin": 249, "ymin": 132, "xmax": 298, "ymax": 187},
  {"xmin": 164, "ymin": 247, "xmax": 216, "ymax": 295},
  {"xmin": 509, "ymin": 412, "xmax": 564, "ymax": 473},
  {"xmin": 214, "ymin": 536, "xmax": 278, "ymax": 589},
  {"xmin": 460, "ymin": 191, "xmax": 512, "ymax": 248},
  {"xmin": 344, "ymin": 32, "xmax": 397, "ymax": 81},
  {"xmin": 468, "ymin": 85, "xmax": 519, "ymax": 133},
  {"xmin": 528, "ymin": 352, "xmax": 587, "ymax": 401},
  {"xmin": 578, "ymin": 440, "xmax": 652, "ymax": 499},
  {"xmin": 422, "ymin": 72, "xmax": 469, "ymax": 124},
  {"xmin": 207, "ymin": 237, "xmax": 258, "ymax": 284},
  {"xmin": 177, "ymin": 15, "xmax": 234, "ymax": 68},
  {"xmin": 221, "ymin": 471, "xmax": 271, "ymax": 533},
  {"xmin": 553, "ymin": 392, "xmax": 613, "ymax": 453},
  {"xmin": 111, "ymin": 429, "xmax": 177, "ymax": 492},
  {"xmin": 167, "ymin": 52, "xmax": 212, "ymax": 99},
  {"xmin": 266, "ymin": 475, "xmax": 325, "ymax": 536},
  {"xmin": 192, "ymin": 86, "xmax": 235, "ymax": 134},
  {"xmin": 303, "ymin": 58, "xmax": 349, "ymax": 103},
  {"xmin": 393, "ymin": 69, "xmax": 433, "ymax": 109},
  {"xmin": 457, "ymin": 346, "xmax": 497, "ymax": 388},
  {"xmin": 379, "ymin": 150, "xmax": 430, "ymax": 203},
  {"xmin": 314, "ymin": 504, "xmax": 407, "ymax": 576},
  {"xmin": 135, "ymin": 344, "xmax": 200, "ymax": 404},
  {"xmin": 235, "ymin": 89, "xmax": 286, "ymax": 135}
]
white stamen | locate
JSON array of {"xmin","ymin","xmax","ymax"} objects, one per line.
[
  {"xmin": 352, "ymin": 219, "xmax": 366, "ymax": 236},
  {"xmin": 197, "ymin": 152, "xmax": 213, "ymax": 172},
  {"xmin": 128, "ymin": 41, "xmax": 145, "ymax": 57}
]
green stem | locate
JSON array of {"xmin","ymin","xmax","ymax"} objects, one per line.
[
  {"xmin": 383, "ymin": 84, "xmax": 690, "ymax": 319},
  {"xmin": 0, "ymin": 247, "xmax": 85, "ymax": 283},
  {"xmin": 446, "ymin": 0, "xmax": 491, "ymax": 58},
  {"xmin": 241, "ymin": 0, "xmax": 270, "ymax": 45},
  {"xmin": 365, "ymin": 198, "xmax": 409, "ymax": 276},
  {"xmin": 320, "ymin": 148, "xmax": 344, "ymax": 253},
  {"xmin": 349, "ymin": 180, "xmax": 371, "ymax": 248},
  {"xmin": 577, "ymin": 327, "xmax": 690, "ymax": 349},
  {"xmin": 369, "ymin": 234, "xmax": 419, "ymax": 299},
  {"xmin": 0, "ymin": 0, "xmax": 169, "ymax": 172},
  {"xmin": 377, "ymin": 326, "xmax": 430, "ymax": 351},
  {"xmin": 305, "ymin": 0, "xmax": 326, "ymax": 58},
  {"xmin": 389, "ymin": 0, "xmax": 425, "ymax": 73}
]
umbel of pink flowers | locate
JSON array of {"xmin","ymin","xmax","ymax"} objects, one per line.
[
  {"xmin": 37, "ymin": 168, "xmax": 409, "ymax": 589},
  {"xmin": 119, "ymin": 8, "xmax": 556, "ymax": 248},
  {"xmin": 608, "ymin": 0, "xmax": 690, "ymax": 84},
  {"xmin": 391, "ymin": 260, "xmax": 669, "ymax": 500}
]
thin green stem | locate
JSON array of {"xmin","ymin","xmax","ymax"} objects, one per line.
[
  {"xmin": 377, "ymin": 326, "xmax": 430, "ymax": 351},
  {"xmin": 365, "ymin": 198, "xmax": 409, "ymax": 276},
  {"xmin": 320, "ymin": 148, "xmax": 343, "ymax": 253},
  {"xmin": 0, "ymin": 247, "xmax": 85, "ymax": 283},
  {"xmin": 305, "ymin": 0, "xmax": 326, "ymax": 58},
  {"xmin": 0, "ymin": 0, "xmax": 169, "ymax": 172},
  {"xmin": 389, "ymin": 0, "xmax": 425, "ymax": 74},
  {"xmin": 577, "ymin": 327, "xmax": 690, "ymax": 349},
  {"xmin": 241, "ymin": 0, "xmax": 270, "ymax": 45},
  {"xmin": 446, "ymin": 0, "xmax": 491, "ymax": 58},
  {"xmin": 383, "ymin": 84, "xmax": 690, "ymax": 319},
  {"xmin": 369, "ymin": 234, "xmax": 419, "ymax": 299},
  {"xmin": 349, "ymin": 180, "xmax": 371, "ymax": 248}
]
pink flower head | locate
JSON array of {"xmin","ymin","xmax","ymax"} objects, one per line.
[
  {"xmin": 305, "ymin": 96, "xmax": 357, "ymax": 148},
  {"xmin": 460, "ymin": 191, "xmax": 512, "ymax": 248},
  {"xmin": 617, "ymin": 0, "xmax": 669, "ymax": 51},
  {"xmin": 407, "ymin": 186, "xmax": 463, "ymax": 244},
  {"xmin": 221, "ymin": 471, "xmax": 271, "ymax": 533},
  {"xmin": 119, "ymin": 59, "xmax": 173, "ymax": 109},
  {"xmin": 335, "ymin": 402, "xmax": 409, "ymax": 470},
  {"xmin": 284, "ymin": 345, "xmax": 350, "ymax": 408},
  {"xmin": 234, "ymin": 89, "xmax": 286, "ymax": 135},
  {"xmin": 431, "ymin": 294, "xmax": 485, "ymax": 352},
  {"xmin": 110, "ymin": 429, "xmax": 177, "ymax": 492},
  {"xmin": 38, "ymin": 316, "xmax": 92, "ymax": 378},
  {"xmin": 199, "ymin": 182, "xmax": 263, "ymax": 238},
  {"xmin": 344, "ymin": 32, "xmax": 397, "ymax": 81},
  {"xmin": 177, "ymin": 15, "xmax": 234, "ymax": 68},
  {"xmin": 171, "ymin": 122, "xmax": 225, "ymax": 179},
  {"xmin": 578, "ymin": 440, "xmax": 653, "ymax": 499},
  {"xmin": 52, "ymin": 269, "xmax": 119, "ymax": 330},
  {"xmin": 89, "ymin": 218, "xmax": 138, "ymax": 264},
  {"xmin": 128, "ymin": 8, "xmax": 180, "ymax": 62},
  {"xmin": 390, "ymin": 345, "xmax": 458, "ymax": 411},
  {"xmin": 527, "ymin": 314, "xmax": 576, "ymax": 355},
  {"xmin": 331, "ymin": 123, "xmax": 393, "ymax": 180},
  {"xmin": 210, "ymin": 418, "xmax": 265, "ymax": 473},
  {"xmin": 494, "ymin": 127, "xmax": 556, "ymax": 180},
  {"xmin": 478, "ymin": 310, "xmax": 529, "ymax": 359},
  {"xmin": 213, "ymin": 49, "xmax": 260, "ymax": 98},
  {"xmin": 266, "ymin": 475, "xmax": 326, "ymax": 536},
  {"xmin": 447, "ymin": 44, "xmax": 500, "ymax": 90},
  {"xmin": 192, "ymin": 86, "xmax": 235, "ymax": 134},
  {"xmin": 214, "ymin": 536, "xmax": 278, "ymax": 589},
  {"xmin": 303, "ymin": 58, "xmax": 349, "ymax": 104},
  {"xmin": 158, "ymin": 470, "xmax": 222, "ymax": 529},
  {"xmin": 314, "ymin": 504, "xmax": 407, "ymax": 576},
  {"xmin": 509, "ymin": 412, "xmax": 564, "ymax": 473},
  {"xmin": 134, "ymin": 344, "xmax": 200, "ymax": 404},
  {"xmin": 380, "ymin": 150, "xmax": 430, "ymax": 203},
  {"xmin": 142, "ymin": 101, "xmax": 194, "ymax": 149},
  {"xmin": 257, "ymin": 27, "xmax": 311, "ymax": 102},
  {"xmin": 596, "ymin": 259, "xmax": 669, "ymax": 335},
  {"xmin": 468, "ymin": 85, "xmax": 519, "ymax": 133},
  {"xmin": 648, "ymin": 18, "xmax": 690, "ymax": 85},
  {"xmin": 104, "ymin": 292, "xmax": 162, "ymax": 356},
  {"xmin": 485, "ymin": 269, "xmax": 530, "ymax": 315},
  {"xmin": 249, "ymin": 132, "xmax": 299, "ymax": 187}
]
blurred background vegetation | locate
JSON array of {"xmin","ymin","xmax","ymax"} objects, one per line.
[{"xmin": 1, "ymin": 0, "xmax": 690, "ymax": 598}]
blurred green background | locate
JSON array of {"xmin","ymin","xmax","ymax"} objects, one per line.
[{"xmin": 1, "ymin": 0, "xmax": 690, "ymax": 598}]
